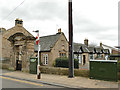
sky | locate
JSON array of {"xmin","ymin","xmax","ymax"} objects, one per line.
[{"xmin": 0, "ymin": 0, "xmax": 119, "ymax": 47}]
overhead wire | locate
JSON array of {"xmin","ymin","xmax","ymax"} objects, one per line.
[{"xmin": 2, "ymin": 0, "xmax": 26, "ymax": 21}]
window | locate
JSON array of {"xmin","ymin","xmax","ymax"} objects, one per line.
[
  {"xmin": 78, "ymin": 54, "xmax": 81, "ymax": 64},
  {"xmin": 43, "ymin": 54, "xmax": 48, "ymax": 65},
  {"xmin": 59, "ymin": 52, "xmax": 66, "ymax": 57},
  {"xmin": 105, "ymin": 55, "xmax": 108, "ymax": 60},
  {"xmin": 97, "ymin": 54, "xmax": 102, "ymax": 58},
  {"xmin": 89, "ymin": 54, "xmax": 93, "ymax": 60}
]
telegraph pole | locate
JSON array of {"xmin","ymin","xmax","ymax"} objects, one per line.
[{"xmin": 68, "ymin": 0, "xmax": 74, "ymax": 78}]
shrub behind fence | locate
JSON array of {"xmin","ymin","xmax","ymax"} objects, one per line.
[{"xmin": 55, "ymin": 57, "xmax": 79, "ymax": 69}]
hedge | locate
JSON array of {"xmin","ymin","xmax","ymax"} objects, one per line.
[
  {"xmin": 118, "ymin": 61, "xmax": 120, "ymax": 72},
  {"xmin": 55, "ymin": 57, "xmax": 79, "ymax": 69}
]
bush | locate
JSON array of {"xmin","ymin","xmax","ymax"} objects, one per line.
[
  {"xmin": 118, "ymin": 61, "xmax": 120, "ymax": 72},
  {"xmin": 118, "ymin": 72, "xmax": 120, "ymax": 80},
  {"xmin": 55, "ymin": 57, "xmax": 79, "ymax": 69}
]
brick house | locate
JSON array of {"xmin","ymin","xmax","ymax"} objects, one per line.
[
  {"xmin": 34, "ymin": 29, "xmax": 69, "ymax": 66},
  {"xmin": 74, "ymin": 39, "xmax": 110, "ymax": 66},
  {"xmin": 1, "ymin": 19, "xmax": 35, "ymax": 71}
]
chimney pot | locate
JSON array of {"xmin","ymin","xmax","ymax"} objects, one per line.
[
  {"xmin": 58, "ymin": 28, "xmax": 61, "ymax": 33},
  {"xmin": 100, "ymin": 42, "xmax": 102, "ymax": 47},
  {"xmin": 15, "ymin": 18, "xmax": 23, "ymax": 26},
  {"xmin": 84, "ymin": 39, "xmax": 88, "ymax": 46}
]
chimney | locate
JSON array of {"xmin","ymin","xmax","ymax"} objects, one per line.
[
  {"xmin": 15, "ymin": 18, "xmax": 23, "ymax": 27},
  {"xmin": 100, "ymin": 42, "xmax": 102, "ymax": 48},
  {"xmin": 58, "ymin": 28, "xmax": 61, "ymax": 33},
  {"xmin": 84, "ymin": 39, "xmax": 88, "ymax": 46},
  {"xmin": 0, "ymin": 28, "xmax": 6, "ymax": 34}
]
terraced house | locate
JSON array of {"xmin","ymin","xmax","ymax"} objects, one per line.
[{"xmin": 74, "ymin": 39, "xmax": 110, "ymax": 66}]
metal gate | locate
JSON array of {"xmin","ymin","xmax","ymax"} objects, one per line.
[{"xmin": 16, "ymin": 60, "xmax": 22, "ymax": 71}]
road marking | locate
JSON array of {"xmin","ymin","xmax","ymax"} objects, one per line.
[{"xmin": 0, "ymin": 76, "xmax": 43, "ymax": 86}]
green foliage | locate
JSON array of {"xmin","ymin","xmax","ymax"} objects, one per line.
[
  {"xmin": 118, "ymin": 61, "xmax": 120, "ymax": 72},
  {"xmin": 55, "ymin": 57, "xmax": 79, "ymax": 69},
  {"xmin": 118, "ymin": 72, "xmax": 120, "ymax": 80}
]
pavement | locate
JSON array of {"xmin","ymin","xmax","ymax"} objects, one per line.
[{"xmin": 2, "ymin": 69, "xmax": 119, "ymax": 89}]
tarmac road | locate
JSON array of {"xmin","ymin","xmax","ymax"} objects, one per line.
[
  {"xmin": 1, "ymin": 69, "xmax": 62, "ymax": 88},
  {"xmin": 1, "ymin": 69, "xmax": 91, "ymax": 90}
]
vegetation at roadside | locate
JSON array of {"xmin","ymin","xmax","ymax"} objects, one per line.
[{"xmin": 54, "ymin": 57, "xmax": 79, "ymax": 69}]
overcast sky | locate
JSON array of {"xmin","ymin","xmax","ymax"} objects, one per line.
[{"xmin": 0, "ymin": 0, "xmax": 119, "ymax": 47}]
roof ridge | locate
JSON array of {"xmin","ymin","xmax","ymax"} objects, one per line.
[{"xmin": 40, "ymin": 33, "xmax": 60, "ymax": 38}]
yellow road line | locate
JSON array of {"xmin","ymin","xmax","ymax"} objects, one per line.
[{"xmin": 0, "ymin": 76, "xmax": 43, "ymax": 86}]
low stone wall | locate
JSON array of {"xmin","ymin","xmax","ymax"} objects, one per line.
[
  {"xmin": 40, "ymin": 66, "xmax": 89, "ymax": 77},
  {"xmin": 0, "ymin": 60, "xmax": 10, "ymax": 69}
]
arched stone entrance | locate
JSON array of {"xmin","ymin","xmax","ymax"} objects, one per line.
[
  {"xmin": 2, "ymin": 19, "xmax": 35, "ymax": 71},
  {"xmin": 8, "ymin": 32, "xmax": 35, "ymax": 71}
]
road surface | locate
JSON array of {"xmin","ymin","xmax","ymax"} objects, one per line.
[{"xmin": 1, "ymin": 69, "xmax": 90, "ymax": 90}]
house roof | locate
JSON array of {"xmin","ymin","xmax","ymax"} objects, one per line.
[
  {"xmin": 95, "ymin": 47, "xmax": 103, "ymax": 53},
  {"xmin": 81, "ymin": 45, "xmax": 89, "ymax": 53},
  {"xmin": 103, "ymin": 49, "xmax": 110, "ymax": 54},
  {"xmin": 102, "ymin": 44, "xmax": 113, "ymax": 49},
  {"xmin": 87, "ymin": 46, "xmax": 95, "ymax": 53},
  {"xmin": 73, "ymin": 43, "xmax": 89, "ymax": 53},
  {"xmin": 3, "ymin": 26, "xmax": 34, "ymax": 40},
  {"xmin": 73, "ymin": 43, "xmax": 82, "ymax": 52},
  {"xmin": 34, "ymin": 33, "xmax": 61, "ymax": 52}
]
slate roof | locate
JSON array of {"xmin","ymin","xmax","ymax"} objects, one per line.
[
  {"xmin": 74, "ymin": 43, "xmax": 110, "ymax": 54},
  {"xmin": 73, "ymin": 43, "xmax": 82, "ymax": 52},
  {"xmin": 34, "ymin": 33, "xmax": 61, "ymax": 52},
  {"xmin": 95, "ymin": 47, "xmax": 103, "ymax": 53},
  {"xmin": 81, "ymin": 45, "xmax": 89, "ymax": 53},
  {"xmin": 73, "ymin": 43, "xmax": 89, "ymax": 53},
  {"xmin": 87, "ymin": 46, "xmax": 95, "ymax": 54},
  {"xmin": 103, "ymin": 49, "xmax": 110, "ymax": 54}
]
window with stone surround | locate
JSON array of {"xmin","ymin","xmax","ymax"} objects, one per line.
[
  {"xmin": 59, "ymin": 52, "xmax": 66, "ymax": 57},
  {"xmin": 43, "ymin": 54, "xmax": 48, "ymax": 65}
]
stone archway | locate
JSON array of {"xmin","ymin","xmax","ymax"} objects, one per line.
[
  {"xmin": 8, "ymin": 32, "xmax": 35, "ymax": 71},
  {"xmin": 2, "ymin": 19, "xmax": 35, "ymax": 71}
]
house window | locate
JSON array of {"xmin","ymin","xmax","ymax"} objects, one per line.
[
  {"xmin": 43, "ymin": 54, "xmax": 48, "ymax": 65},
  {"xmin": 74, "ymin": 54, "xmax": 77, "ymax": 59},
  {"xmin": 78, "ymin": 54, "xmax": 81, "ymax": 64},
  {"xmin": 105, "ymin": 55, "xmax": 108, "ymax": 60},
  {"xmin": 89, "ymin": 54, "xmax": 93, "ymax": 60},
  {"xmin": 59, "ymin": 52, "xmax": 66, "ymax": 57},
  {"xmin": 97, "ymin": 54, "xmax": 102, "ymax": 58}
]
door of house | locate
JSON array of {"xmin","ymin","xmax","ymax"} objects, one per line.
[
  {"xmin": 16, "ymin": 60, "xmax": 22, "ymax": 71},
  {"xmin": 83, "ymin": 55, "xmax": 86, "ymax": 65}
]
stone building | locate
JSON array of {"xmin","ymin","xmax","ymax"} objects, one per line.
[
  {"xmin": 1, "ymin": 19, "xmax": 35, "ymax": 71},
  {"xmin": 34, "ymin": 28, "xmax": 69, "ymax": 66},
  {"xmin": 74, "ymin": 39, "xmax": 110, "ymax": 66}
]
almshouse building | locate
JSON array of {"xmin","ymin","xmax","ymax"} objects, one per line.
[
  {"xmin": 34, "ymin": 28, "xmax": 69, "ymax": 66},
  {"xmin": 74, "ymin": 39, "xmax": 110, "ymax": 66}
]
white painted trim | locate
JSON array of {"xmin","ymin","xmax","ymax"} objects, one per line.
[{"xmin": 89, "ymin": 60, "xmax": 117, "ymax": 62}]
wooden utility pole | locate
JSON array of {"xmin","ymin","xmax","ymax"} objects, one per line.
[{"xmin": 68, "ymin": 0, "xmax": 74, "ymax": 78}]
